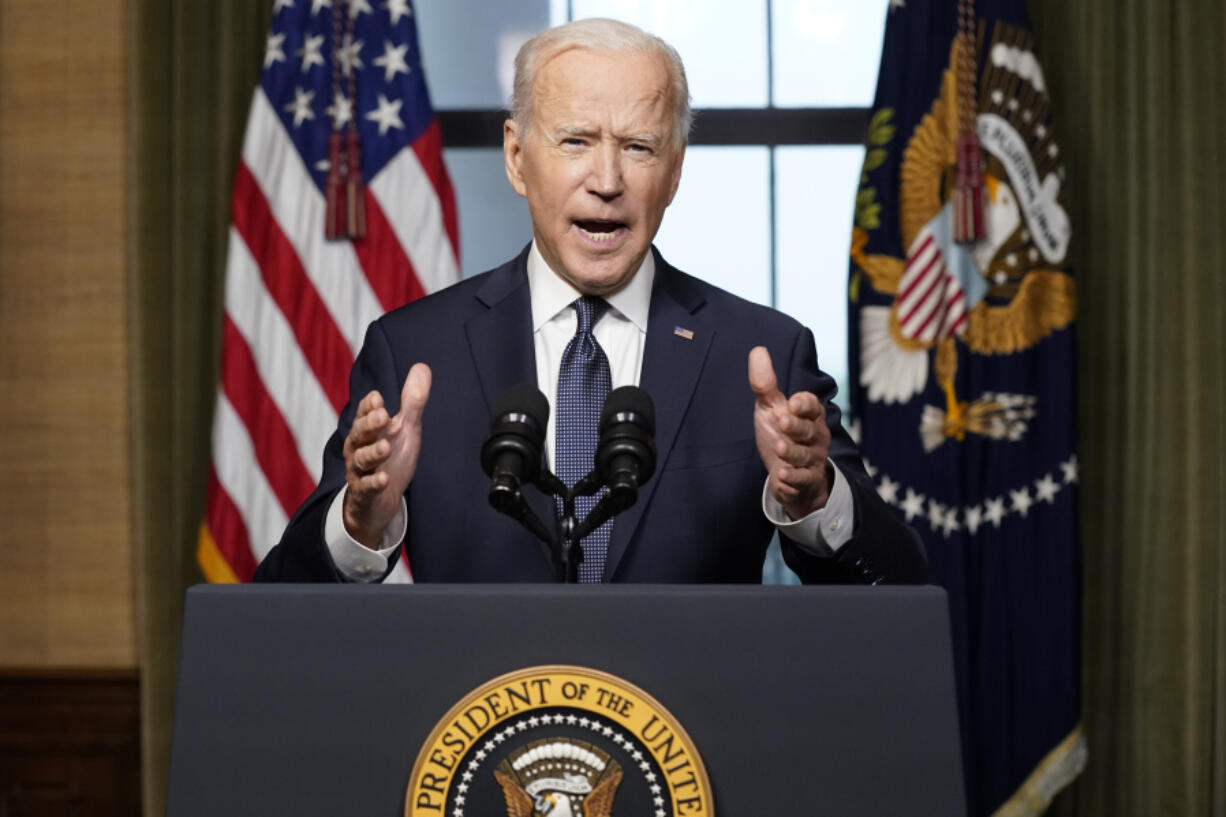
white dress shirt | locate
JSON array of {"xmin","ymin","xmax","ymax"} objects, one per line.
[{"xmin": 323, "ymin": 242, "xmax": 854, "ymax": 581}]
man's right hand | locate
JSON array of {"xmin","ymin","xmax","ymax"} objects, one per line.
[{"xmin": 341, "ymin": 362, "xmax": 432, "ymax": 548}]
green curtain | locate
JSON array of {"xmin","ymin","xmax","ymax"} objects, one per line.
[
  {"xmin": 1030, "ymin": 0, "xmax": 1226, "ymax": 815},
  {"xmin": 128, "ymin": 2, "xmax": 269, "ymax": 814}
]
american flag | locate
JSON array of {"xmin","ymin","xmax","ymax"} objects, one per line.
[{"xmin": 198, "ymin": 0, "xmax": 458, "ymax": 583}]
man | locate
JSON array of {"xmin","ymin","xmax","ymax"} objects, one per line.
[{"xmin": 255, "ymin": 18, "xmax": 927, "ymax": 584}]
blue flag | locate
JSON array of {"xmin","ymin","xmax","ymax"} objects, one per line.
[{"xmin": 848, "ymin": 2, "xmax": 1084, "ymax": 814}]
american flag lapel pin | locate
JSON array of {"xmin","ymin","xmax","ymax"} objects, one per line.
[{"xmin": 673, "ymin": 326, "xmax": 695, "ymax": 341}]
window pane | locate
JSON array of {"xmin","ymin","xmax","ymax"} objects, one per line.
[
  {"xmin": 774, "ymin": 145, "xmax": 864, "ymax": 400},
  {"xmin": 771, "ymin": 0, "xmax": 887, "ymax": 107},
  {"xmin": 443, "ymin": 148, "xmax": 534, "ymax": 278},
  {"xmin": 569, "ymin": 0, "xmax": 768, "ymax": 108},
  {"xmin": 655, "ymin": 147, "xmax": 771, "ymax": 306},
  {"xmin": 417, "ymin": 1, "xmax": 550, "ymax": 109}
]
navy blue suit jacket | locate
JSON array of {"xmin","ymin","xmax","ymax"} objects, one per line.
[{"xmin": 255, "ymin": 247, "xmax": 927, "ymax": 584}]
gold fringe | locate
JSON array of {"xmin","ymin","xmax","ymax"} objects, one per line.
[
  {"xmin": 900, "ymin": 39, "xmax": 962, "ymax": 251},
  {"xmin": 964, "ymin": 270, "xmax": 1077, "ymax": 355},
  {"xmin": 196, "ymin": 522, "xmax": 240, "ymax": 584},
  {"xmin": 992, "ymin": 724, "xmax": 1088, "ymax": 817}
]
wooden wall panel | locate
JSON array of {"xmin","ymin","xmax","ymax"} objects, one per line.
[{"xmin": 0, "ymin": 0, "xmax": 135, "ymax": 668}]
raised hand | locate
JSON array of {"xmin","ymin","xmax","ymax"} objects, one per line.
[
  {"xmin": 341, "ymin": 362, "xmax": 432, "ymax": 547},
  {"xmin": 748, "ymin": 346, "xmax": 833, "ymax": 520}
]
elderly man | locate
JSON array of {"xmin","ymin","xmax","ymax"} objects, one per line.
[{"xmin": 255, "ymin": 18, "xmax": 927, "ymax": 584}]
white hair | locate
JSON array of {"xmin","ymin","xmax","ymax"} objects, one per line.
[{"xmin": 510, "ymin": 18, "xmax": 693, "ymax": 146}]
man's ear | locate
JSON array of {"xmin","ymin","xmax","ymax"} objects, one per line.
[
  {"xmin": 503, "ymin": 118, "xmax": 528, "ymax": 198},
  {"xmin": 665, "ymin": 142, "xmax": 686, "ymax": 207}
]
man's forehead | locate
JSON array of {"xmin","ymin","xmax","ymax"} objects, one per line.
[{"xmin": 531, "ymin": 48, "xmax": 673, "ymax": 128}]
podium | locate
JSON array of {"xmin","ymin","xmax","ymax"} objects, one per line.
[{"xmin": 166, "ymin": 584, "xmax": 964, "ymax": 816}]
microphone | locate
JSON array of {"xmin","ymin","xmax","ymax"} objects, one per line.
[
  {"xmin": 480, "ymin": 384, "xmax": 549, "ymax": 513},
  {"xmin": 574, "ymin": 387, "xmax": 656, "ymax": 539}
]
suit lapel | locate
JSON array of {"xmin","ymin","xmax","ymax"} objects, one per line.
[
  {"xmin": 463, "ymin": 249, "xmax": 559, "ymax": 573},
  {"xmin": 603, "ymin": 255, "xmax": 712, "ymax": 580}
]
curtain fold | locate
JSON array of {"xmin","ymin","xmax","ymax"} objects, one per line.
[
  {"xmin": 1032, "ymin": 0, "xmax": 1226, "ymax": 814},
  {"xmin": 128, "ymin": 2, "xmax": 268, "ymax": 814}
]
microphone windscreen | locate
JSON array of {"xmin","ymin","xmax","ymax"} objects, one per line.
[
  {"xmin": 492, "ymin": 383, "xmax": 549, "ymax": 435},
  {"xmin": 600, "ymin": 386, "xmax": 654, "ymax": 434}
]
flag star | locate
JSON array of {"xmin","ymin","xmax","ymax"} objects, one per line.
[
  {"xmin": 876, "ymin": 475, "xmax": 899, "ymax": 505},
  {"xmin": 338, "ymin": 35, "xmax": 365, "ymax": 76},
  {"xmin": 983, "ymin": 497, "xmax": 1007, "ymax": 528},
  {"xmin": 385, "ymin": 0, "xmax": 413, "ymax": 24},
  {"xmin": 900, "ymin": 488, "xmax": 925, "ymax": 522},
  {"xmin": 310, "ymin": 0, "xmax": 330, "ymax": 13},
  {"xmin": 1010, "ymin": 487, "xmax": 1033, "ymax": 517},
  {"xmin": 1061, "ymin": 455, "xmax": 1079, "ymax": 484},
  {"xmin": 1034, "ymin": 473, "xmax": 1060, "ymax": 503},
  {"xmin": 273, "ymin": 0, "xmax": 295, "ymax": 11},
  {"xmin": 373, "ymin": 40, "xmax": 411, "ymax": 82},
  {"xmin": 965, "ymin": 504, "xmax": 983, "ymax": 535},
  {"xmin": 297, "ymin": 33, "xmax": 325, "ymax": 72},
  {"xmin": 264, "ymin": 31, "xmax": 287, "ymax": 68},
  {"xmin": 942, "ymin": 507, "xmax": 960, "ymax": 536},
  {"xmin": 283, "ymin": 86, "xmax": 315, "ymax": 127},
  {"xmin": 350, "ymin": 0, "xmax": 373, "ymax": 17},
  {"xmin": 314, "ymin": 158, "xmax": 330, "ymax": 172},
  {"xmin": 326, "ymin": 92, "xmax": 353, "ymax": 128},
  {"xmin": 366, "ymin": 93, "xmax": 405, "ymax": 135},
  {"xmin": 927, "ymin": 499, "xmax": 946, "ymax": 531}
]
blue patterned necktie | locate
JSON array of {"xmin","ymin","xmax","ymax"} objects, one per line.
[{"xmin": 555, "ymin": 296, "xmax": 613, "ymax": 583}]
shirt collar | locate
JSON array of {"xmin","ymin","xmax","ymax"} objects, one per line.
[{"xmin": 527, "ymin": 241, "xmax": 654, "ymax": 333}]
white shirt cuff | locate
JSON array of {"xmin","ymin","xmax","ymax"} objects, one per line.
[
  {"xmin": 761, "ymin": 459, "xmax": 854, "ymax": 555},
  {"xmin": 324, "ymin": 486, "xmax": 408, "ymax": 582}
]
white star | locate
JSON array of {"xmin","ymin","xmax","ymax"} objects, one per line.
[
  {"xmin": 310, "ymin": 0, "xmax": 330, "ymax": 14},
  {"xmin": 1061, "ymin": 455, "xmax": 1079, "ymax": 484},
  {"xmin": 493, "ymin": 732, "xmax": 507, "ymax": 743},
  {"xmin": 297, "ymin": 33, "xmax": 325, "ymax": 72},
  {"xmin": 515, "ymin": 720, "xmax": 528, "ymax": 731},
  {"xmin": 654, "ymin": 796, "xmax": 665, "ymax": 807},
  {"xmin": 1035, "ymin": 124, "xmax": 1048, "ymax": 139},
  {"xmin": 454, "ymin": 795, "xmax": 466, "ymax": 806},
  {"xmin": 601, "ymin": 726, "xmax": 613, "ymax": 737},
  {"xmin": 983, "ymin": 497, "xmax": 1006, "ymax": 528},
  {"xmin": 385, "ymin": 0, "xmax": 413, "ymax": 24},
  {"xmin": 326, "ymin": 92, "xmax": 353, "ymax": 128},
  {"xmin": 565, "ymin": 714, "xmax": 578, "ymax": 724},
  {"xmin": 1048, "ymin": 143, "xmax": 1060, "ymax": 158},
  {"xmin": 648, "ymin": 779, "xmax": 660, "ymax": 790},
  {"xmin": 941, "ymin": 507, "xmax": 960, "ymax": 537},
  {"xmin": 461, "ymin": 771, "xmax": 473, "ymax": 782},
  {"xmin": 373, "ymin": 39, "xmax": 410, "ymax": 82},
  {"xmin": 965, "ymin": 504, "xmax": 983, "ymax": 535},
  {"xmin": 264, "ymin": 31, "xmax": 287, "ymax": 68},
  {"xmin": 927, "ymin": 499, "xmax": 946, "ymax": 531},
  {"xmin": 457, "ymin": 783, "xmax": 468, "ymax": 794},
  {"xmin": 350, "ymin": 0, "xmax": 373, "ymax": 17},
  {"xmin": 876, "ymin": 475, "xmax": 899, "ymax": 505},
  {"xmin": 901, "ymin": 488, "xmax": 925, "ymax": 522},
  {"xmin": 612, "ymin": 733, "xmax": 626, "ymax": 745},
  {"xmin": 337, "ymin": 35, "xmax": 364, "ymax": 76},
  {"xmin": 1010, "ymin": 487, "xmax": 1033, "ymax": 517},
  {"xmin": 366, "ymin": 93, "xmax": 404, "ymax": 135},
  {"xmin": 283, "ymin": 86, "xmax": 315, "ymax": 127},
  {"xmin": 578, "ymin": 717, "xmax": 590, "ymax": 728},
  {"xmin": 314, "ymin": 158, "xmax": 330, "ymax": 172},
  {"xmin": 474, "ymin": 749, "xmax": 487, "ymax": 761},
  {"xmin": 1034, "ymin": 473, "xmax": 1060, "ymax": 503},
  {"xmin": 631, "ymin": 749, "xmax": 643, "ymax": 761},
  {"xmin": 656, "ymin": 809, "xmax": 666, "ymax": 817}
]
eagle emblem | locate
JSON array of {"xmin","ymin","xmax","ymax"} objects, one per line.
[
  {"xmin": 852, "ymin": 21, "xmax": 1076, "ymax": 451},
  {"xmin": 493, "ymin": 739, "xmax": 624, "ymax": 817}
]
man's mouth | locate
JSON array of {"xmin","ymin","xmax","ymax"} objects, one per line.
[{"xmin": 574, "ymin": 219, "xmax": 626, "ymax": 243}]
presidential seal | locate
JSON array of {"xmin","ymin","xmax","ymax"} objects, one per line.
[{"xmin": 405, "ymin": 665, "xmax": 711, "ymax": 817}]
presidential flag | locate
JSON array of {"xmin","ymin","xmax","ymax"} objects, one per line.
[
  {"xmin": 848, "ymin": 1, "xmax": 1083, "ymax": 814},
  {"xmin": 199, "ymin": 0, "xmax": 458, "ymax": 583}
]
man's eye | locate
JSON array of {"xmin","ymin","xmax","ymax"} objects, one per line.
[
  {"xmin": 561, "ymin": 138, "xmax": 584, "ymax": 147},
  {"xmin": 627, "ymin": 143, "xmax": 652, "ymax": 154}
]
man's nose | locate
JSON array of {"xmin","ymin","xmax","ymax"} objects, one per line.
[{"xmin": 586, "ymin": 143, "xmax": 624, "ymax": 200}]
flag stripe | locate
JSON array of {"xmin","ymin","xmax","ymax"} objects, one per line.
[
  {"xmin": 211, "ymin": 393, "xmax": 289, "ymax": 562},
  {"xmin": 203, "ymin": 469, "xmax": 259, "ymax": 583},
  {"xmin": 352, "ymin": 187, "xmax": 428, "ymax": 312},
  {"xmin": 219, "ymin": 315, "xmax": 317, "ymax": 515},
  {"xmin": 224, "ymin": 225, "xmax": 337, "ymax": 480},
  {"xmin": 232, "ymin": 161, "xmax": 353, "ymax": 414},
  {"xmin": 409, "ymin": 118, "xmax": 460, "ymax": 263},
  {"xmin": 241, "ymin": 91, "xmax": 386, "ymax": 352},
  {"xmin": 370, "ymin": 140, "xmax": 461, "ymax": 296}
]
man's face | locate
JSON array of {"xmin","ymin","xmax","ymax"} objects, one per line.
[{"xmin": 504, "ymin": 47, "xmax": 685, "ymax": 296}]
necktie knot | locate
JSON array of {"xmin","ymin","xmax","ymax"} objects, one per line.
[{"xmin": 572, "ymin": 296, "xmax": 609, "ymax": 337}]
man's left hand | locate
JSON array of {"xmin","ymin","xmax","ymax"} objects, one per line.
[{"xmin": 749, "ymin": 346, "xmax": 833, "ymax": 520}]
